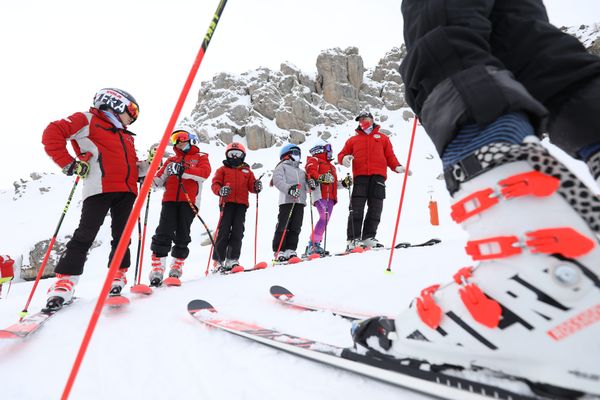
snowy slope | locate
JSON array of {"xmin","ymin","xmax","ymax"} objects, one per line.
[{"xmin": 0, "ymin": 109, "xmax": 596, "ymax": 399}]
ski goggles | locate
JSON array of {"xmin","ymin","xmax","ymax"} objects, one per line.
[
  {"xmin": 126, "ymin": 102, "xmax": 139, "ymax": 121},
  {"xmin": 227, "ymin": 149, "xmax": 245, "ymax": 159},
  {"xmin": 170, "ymin": 131, "xmax": 191, "ymax": 145},
  {"xmin": 289, "ymin": 148, "xmax": 301, "ymax": 156},
  {"xmin": 311, "ymin": 144, "xmax": 332, "ymax": 155}
]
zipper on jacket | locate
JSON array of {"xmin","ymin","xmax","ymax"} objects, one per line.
[{"xmin": 117, "ymin": 131, "xmax": 133, "ymax": 192}]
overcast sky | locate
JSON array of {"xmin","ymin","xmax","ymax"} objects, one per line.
[{"xmin": 0, "ymin": 0, "xmax": 598, "ymax": 189}]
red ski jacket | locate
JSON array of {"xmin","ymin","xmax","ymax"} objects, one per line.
[
  {"xmin": 305, "ymin": 153, "xmax": 338, "ymax": 203},
  {"xmin": 211, "ymin": 162, "xmax": 257, "ymax": 207},
  {"xmin": 337, "ymin": 125, "xmax": 401, "ymax": 179},
  {"xmin": 42, "ymin": 108, "xmax": 142, "ymax": 200},
  {"xmin": 153, "ymin": 146, "xmax": 211, "ymax": 209}
]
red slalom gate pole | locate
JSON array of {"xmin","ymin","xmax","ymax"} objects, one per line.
[
  {"xmin": 61, "ymin": 1, "xmax": 229, "ymax": 398},
  {"xmin": 386, "ymin": 117, "xmax": 418, "ymax": 273}
]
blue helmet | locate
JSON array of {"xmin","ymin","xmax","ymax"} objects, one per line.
[{"xmin": 280, "ymin": 143, "xmax": 301, "ymax": 160}]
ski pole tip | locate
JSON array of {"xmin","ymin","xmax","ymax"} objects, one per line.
[{"xmin": 384, "ymin": 269, "xmax": 394, "ymax": 275}]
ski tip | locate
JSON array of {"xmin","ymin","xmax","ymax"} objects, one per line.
[
  {"xmin": 350, "ymin": 247, "xmax": 364, "ymax": 253},
  {"xmin": 307, "ymin": 254, "xmax": 320, "ymax": 260},
  {"xmin": 253, "ymin": 261, "xmax": 268, "ymax": 270},
  {"xmin": 163, "ymin": 277, "xmax": 182, "ymax": 287},
  {"xmin": 269, "ymin": 285, "xmax": 294, "ymax": 300},
  {"xmin": 187, "ymin": 299, "xmax": 216, "ymax": 315},
  {"xmin": 130, "ymin": 284, "xmax": 153, "ymax": 295},
  {"xmin": 0, "ymin": 330, "xmax": 19, "ymax": 339},
  {"xmin": 287, "ymin": 256, "xmax": 302, "ymax": 264},
  {"xmin": 230, "ymin": 265, "xmax": 245, "ymax": 274}
]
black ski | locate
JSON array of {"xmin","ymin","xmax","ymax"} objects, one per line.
[
  {"xmin": 394, "ymin": 238, "xmax": 441, "ymax": 249},
  {"xmin": 187, "ymin": 299, "xmax": 537, "ymax": 400}
]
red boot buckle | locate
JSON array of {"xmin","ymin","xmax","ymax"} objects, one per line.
[
  {"xmin": 499, "ymin": 171, "xmax": 560, "ymax": 199},
  {"xmin": 416, "ymin": 284, "xmax": 442, "ymax": 330},
  {"xmin": 451, "ymin": 188, "xmax": 498, "ymax": 223},
  {"xmin": 465, "ymin": 236, "xmax": 521, "ymax": 260},
  {"xmin": 525, "ymin": 227, "xmax": 595, "ymax": 258},
  {"xmin": 452, "ymin": 266, "xmax": 502, "ymax": 329}
]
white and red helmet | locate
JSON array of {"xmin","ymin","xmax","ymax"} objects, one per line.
[{"xmin": 93, "ymin": 88, "xmax": 140, "ymax": 122}]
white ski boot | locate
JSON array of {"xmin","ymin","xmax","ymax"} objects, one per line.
[
  {"xmin": 168, "ymin": 258, "xmax": 184, "ymax": 279},
  {"xmin": 110, "ymin": 268, "xmax": 128, "ymax": 295},
  {"xmin": 353, "ymin": 139, "xmax": 600, "ymax": 397},
  {"xmin": 148, "ymin": 254, "xmax": 166, "ymax": 287},
  {"xmin": 45, "ymin": 274, "xmax": 80, "ymax": 311}
]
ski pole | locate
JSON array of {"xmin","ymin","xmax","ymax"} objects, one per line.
[
  {"xmin": 254, "ymin": 173, "xmax": 265, "ymax": 268},
  {"xmin": 308, "ymin": 190, "xmax": 315, "ymax": 250},
  {"xmin": 386, "ymin": 117, "xmax": 418, "ymax": 273},
  {"xmin": 347, "ymin": 173, "xmax": 357, "ymax": 242},
  {"xmin": 19, "ymin": 152, "xmax": 91, "ymax": 320},
  {"xmin": 205, "ymin": 194, "xmax": 226, "ymax": 276},
  {"xmin": 131, "ymin": 187, "xmax": 152, "ymax": 294},
  {"xmin": 324, "ymin": 185, "xmax": 330, "ymax": 254},
  {"xmin": 179, "ymin": 181, "xmax": 216, "ymax": 248},
  {"xmin": 132, "ymin": 216, "xmax": 142, "ymax": 282},
  {"xmin": 62, "ymin": 1, "xmax": 229, "ymax": 397}
]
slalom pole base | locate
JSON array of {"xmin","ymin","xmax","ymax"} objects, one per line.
[{"xmin": 130, "ymin": 284, "xmax": 153, "ymax": 295}]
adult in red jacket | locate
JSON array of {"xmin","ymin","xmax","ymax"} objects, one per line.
[
  {"xmin": 210, "ymin": 143, "xmax": 261, "ymax": 272},
  {"xmin": 304, "ymin": 140, "xmax": 338, "ymax": 256},
  {"xmin": 337, "ymin": 111, "xmax": 408, "ymax": 250},
  {"xmin": 41, "ymin": 88, "xmax": 147, "ymax": 310},
  {"xmin": 148, "ymin": 130, "xmax": 212, "ymax": 286}
]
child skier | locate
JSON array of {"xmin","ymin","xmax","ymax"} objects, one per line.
[
  {"xmin": 338, "ymin": 111, "xmax": 407, "ymax": 251},
  {"xmin": 148, "ymin": 129, "xmax": 211, "ymax": 286},
  {"xmin": 272, "ymin": 143, "xmax": 314, "ymax": 262},
  {"xmin": 304, "ymin": 139, "xmax": 338, "ymax": 256},
  {"xmin": 42, "ymin": 88, "xmax": 148, "ymax": 310},
  {"xmin": 210, "ymin": 142, "xmax": 261, "ymax": 273}
]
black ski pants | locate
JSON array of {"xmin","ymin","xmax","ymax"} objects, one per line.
[
  {"xmin": 346, "ymin": 175, "xmax": 385, "ymax": 241},
  {"xmin": 213, "ymin": 203, "xmax": 248, "ymax": 262},
  {"xmin": 151, "ymin": 201, "xmax": 195, "ymax": 259},
  {"xmin": 401, "ymin": 0, "xmax": 600, "ymax": 157},
  {"xmin": 272, "ymin": 203, "xmax": 305, "ymax": 252},
  {"xmin": 55, "ymin": 192, "xmax": 136, "ymax": 276}
]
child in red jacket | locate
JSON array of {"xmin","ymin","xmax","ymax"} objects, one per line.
[
  {"xmin": 304, "ymin": 139, "xmax": 338, "ymax": 256},
  {"xmin": 148, "ymin": 129, "xmax": 211, "ymax": 286},
  {"xmin": 211, "ymin": 142, "xmax": 261, "ymax": 273}
]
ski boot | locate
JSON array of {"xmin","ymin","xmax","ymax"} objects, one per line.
[
  {"xmin": 274, "ymin": 250, "xmax": 290, "ymax": 263},
  {"xmin": 345, "ymin": 239, "xmax": 364, "ymax": 253},
  {"xmin": 162, "ymin": 258, "xmax": 184, "ymax": 286},
  {"xmin": 110, "ymin": 268, "xmax": 128, "ymax": 296},
  {"xmin": 148, "ymin": 254, "xmax": 166, "ymax": 287},
  {"xmin": 353, "ymin": 138, "xmax": 600, "ymax": 396},
  {"xmin": 306, "ymin": 241, "xmax": 329, "ymax": 257},
  {"xmin": 361, "ymin": 237, "xmax": 384, "ymax": 249},
  {"xmin": 225, "ymin": 259, "xmax": 244, "ymax": 273},
  {"xmin": 45, "ymin": 274, "xmax": 79, "ymax": 311}
]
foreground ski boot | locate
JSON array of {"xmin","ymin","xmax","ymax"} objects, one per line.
[
  {"xmin": 345, "ymin": 239, "xmax": 364, "ymax": 253},
  {"xmin": 354, "ymin": 139, "xmax": 600, "ymax": 397},
  {"xmin": 148, "ymin": 254, "xmax": 166, "ymax": 287},
  {"xmin": 110, "ymin": 268, "xmax": 128, "ymax": 296},
  {"xmin": 306, "ymin": 241, "xmax": 329, "ymax": 257},
  {"xmin": 163, "ymin": 258, "xmax": 184, "ymax": 286},
  {"xmin": 45, "ymin": 274, "xmax": 79, "ymax": 311}
]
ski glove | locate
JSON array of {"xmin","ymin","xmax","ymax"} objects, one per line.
[
  {"xmin": 342, "ymin": 155, "xmax": 354, "ymax": 168},
  {"xmin": 166, "ymin": 162, "xmax": 184, "ymax": 177},
  {"xmin": 62, "ymin": 160, "xmax": 90, "ymax": 178},
  {"xmin": 288, "ymin": 185, "xmax": 301, "ymax": 198},
  {"xmin": 395, "ymin": 165, "xmax": 412, "ymax": 176},
  {"xmin": 147, "ymin": 144, "xmax": 159, "ymax": 163},
  {"xmin": 307, "ymin": 178, "xmax": 318, "ymax": 191},
  {"xmin": 341, "ymin": 175, "xmax": 353, "ymax": 189},
  {"xmin": 318, "ymin": 171, "xmax": 335, "ymax": 184},
  {"xmin": 219, "ymin": 185, "xmax": 231, "ymax": 197},
  {"xmin": 254, "ymin": 180, "xmax": 263, "ymax": 193}
]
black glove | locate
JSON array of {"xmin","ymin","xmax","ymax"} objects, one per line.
[
  {"xmin": 254, "ymin": 180, "xmax": 263, "ymax": 193},
  {"xmin": 318, "ymin": 172, "xmax": 335, "ymax": 184},
  {"xmin": 307, "ymin": 178, "xmax": 317, "ymax": 191},
  {"xmin": 219, "ymin": 186, "xmax": 231, "ymax": 197},
  {"xmin": 288, "ymin": 185, "xmax": 300, "ymax": 198},
  {"xmin": 166, "ymin": 162, "xmax": 184, "ymax": 177},
  {"xmin": 341, "ymin": 175, "xmax": 353, "ymax": 189},
  {"xmin": 62, "ymin": 160, "xmax": 90, "ymax": 178}
]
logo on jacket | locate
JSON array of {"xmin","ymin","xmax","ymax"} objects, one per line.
[
  {"xmin": 374, "ymin": 134, "xmax": 381, "ymax": 139},
  {"xmin": 242, "ymin": 169, "xmax": 249, "ymax": 174}
]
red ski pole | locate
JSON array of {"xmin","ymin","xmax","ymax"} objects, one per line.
[
  {"xmin": 386, "ymin": 117, "xmax": 418, "ymax": 273},
  {"xmin": 62, "ymin": 1, "xmax": 229, "ymax": 398},
  {"xmin": 130, "ymin": 189, "xmax": 152, "ymax": 294},
  {"xmin": 254, "ymin": 174, "xmax": 267, "ymax": 269},
  {"xmin": 19, "ymin": 152, "xmax": 91, "ymax": 320}
]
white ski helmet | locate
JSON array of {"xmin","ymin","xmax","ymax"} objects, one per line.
[
  {"xmin": 309, "ymin": 138, "xmax": 333, "ymax": 160},
  {"xmin": 93, "ymin": 88, "xmax": 139, "ymax": 122}
]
